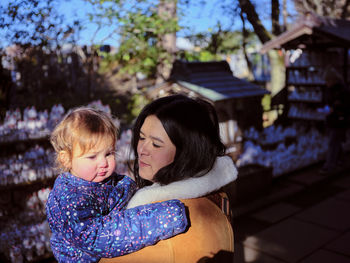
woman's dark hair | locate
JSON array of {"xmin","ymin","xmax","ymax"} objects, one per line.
[{"xmin": 131, "ymin": 94, "xmax": 226, "ymax": 187}]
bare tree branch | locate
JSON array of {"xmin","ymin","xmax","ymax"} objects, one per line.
[
  {"xmin": 239, "ymin": 11, "xmax": 253, "ymax": 80},
  {"xmin": 272, "ymin": 0, "xmax": 281, "ymax": 35},
  {"xmin": 238, "ymin": 0, "xmax": 271, "ymax": 44}
]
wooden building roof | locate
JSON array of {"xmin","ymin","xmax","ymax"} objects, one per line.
[
  {"xmin": 167, "ymin": 60, "xmax": 269, "ymax": 102},
  {"xmin": 261, "ymin": 13, "xmax": 350, "ymax": 53}
]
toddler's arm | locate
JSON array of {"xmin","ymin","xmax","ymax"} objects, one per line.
[
  {"xmin": 106, "ymin": 174, "xmax": 137, "ymax": 210},
  {"xmin": 55, "ymin": 197, "xmax": 188, "ymax": 258}
]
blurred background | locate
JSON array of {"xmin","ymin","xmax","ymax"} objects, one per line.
[{"xmin": 1, "ymin": 0, "xmax": 350, "ymax": 262}]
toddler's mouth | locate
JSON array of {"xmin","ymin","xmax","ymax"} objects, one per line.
[{"xmin": 98, "ymin": 171, "xmax": 108, "ymax": 176}]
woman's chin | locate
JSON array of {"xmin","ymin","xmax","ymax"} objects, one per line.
[{"xmin": 139, "ymin": 172, "xmax": 155, "ymax": 182}]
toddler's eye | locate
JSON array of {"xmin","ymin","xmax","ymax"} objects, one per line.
[
  {"xmin": 106, "ymin": 151, "xmax": 116, "ymax": 157},
  {"xmin": 87, "ymin": 155, "xmax": 96, "ymax": 160}
]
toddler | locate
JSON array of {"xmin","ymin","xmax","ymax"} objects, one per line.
[{"xmin": 46, "ymin": 107, "xmax": 188, "ymax": 262}]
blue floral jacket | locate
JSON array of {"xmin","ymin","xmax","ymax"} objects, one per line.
[{"xmin": 46, "ymin": 172, "xmax": 188, "ymax": 263}]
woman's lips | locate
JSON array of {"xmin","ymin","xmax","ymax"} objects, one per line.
[{"xmin": 139, "ymin": 160, "xmax": 150, "ymax": 168}]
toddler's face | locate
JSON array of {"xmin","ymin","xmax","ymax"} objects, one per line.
[{"xmin": 70, "ymin": 138, "xmax": 116, "ymax": 182}]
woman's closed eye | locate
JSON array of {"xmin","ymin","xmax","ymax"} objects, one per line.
[
  {"xmin": 139, "ymin": 132, "xmax": 162, "ymax": 148},
  {"xmin": 152, "ymin": 142, "xmax": 161, "ymax": 148}
]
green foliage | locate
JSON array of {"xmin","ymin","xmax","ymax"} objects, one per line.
[
  {"xmin": 261, "ymin": 94, "xmax": 271, "ymax": 111},
  {"xmin": 126, "ymin": 92, "xmax": 150, "ymax": 123},
  {"xmin": 181, "ymin": 50, "xmax": 219, "ymax": 62},
  {"xmin": 88, "ymin": 0, "xmax": 179, "ymax": 78},
  {"xmin": 97, "ymin": 51, "xmax": 119, "ymax": 74},
  {"xmin": 180, "ymin": 28, "xmax": 256, "ymax": 62},
  {"xmin": 198, "ymin": 51, "xmax": 218, "ymax": 61}
]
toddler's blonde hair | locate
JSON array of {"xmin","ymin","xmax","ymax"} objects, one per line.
[{"xmin": 50, "ymin": 107, "xmax": 118, "ymax": 172}]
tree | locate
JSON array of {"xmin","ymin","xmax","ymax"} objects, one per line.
[
  {"xmin": 0, "ymin": 0, "xmax": 81, "ymax": 49},
  {"xmin": 236, "ymin": 0, "xmax": 350, "ymax": 97},
  {"xmin": 0, "ymin": 0, "xmax": 97, "ymax": 109},
  {"xmin": 87, "ymin": 0, "xmax": 179, "ymax": 83},
  {"xmin": 240, "ymin": 11, "xmax": 254, "ymax": 80},
  {"xmin": 156, "ymin": 0, "xmax": 177, "ymax": 84},
  {"xmin": 237, "ymin": 0, "xmax": 287, "ymax": 97},
  {"xmin": 294, "ymin": 0, "xmax": 350, "ymax": 19},
  {"xmin": 183, "ymin": 24, "xmax": 251, "ymax": 60},
  {"xmin": 0, "ymin": 53, "xmax": 12, "ymax": 120}
]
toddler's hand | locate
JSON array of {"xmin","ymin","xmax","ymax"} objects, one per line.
[{"xmin": 157, "ymin": 199, "xmax": 188, "ymax": 236}]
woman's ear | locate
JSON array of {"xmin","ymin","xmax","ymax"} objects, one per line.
[{"xmin": 58, "ymin": 150, "xmax": 71, "ymax": 170}]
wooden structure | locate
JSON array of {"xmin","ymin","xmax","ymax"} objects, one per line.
[
  {"xmin": 261, "ymin": 13, "xmax": 350, "ymax": 125},
  {"xmin": 146, "ymin": 60, "xmax": 269, "ymax": 152}
]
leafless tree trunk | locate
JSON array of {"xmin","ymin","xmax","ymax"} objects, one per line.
[
  {"xmin": 282, "ymin": 0, "xmax": 288, "ymax": 31},
  {"xmin": 156, "ymin": 0, "xmax": 177, "ymax": 85},
  {"xmin": 272, "ymin": 0, "xmax": 281, "ymax": 35},
  {"xmin": 240, "ymin": 11, "xmax": 254, "ymax": 80},
  {"xmin": 238, "ymin": 0, "xmax": 285, "ymax": 96}
]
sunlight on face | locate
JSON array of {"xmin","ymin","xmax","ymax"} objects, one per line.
[
  {"xmin": 137, "ymin": 115, "xmax": 176, "ymax": 182},
  {"xmin": 70, "ymin": 137, "xmax": 116, "ymax": 182}
]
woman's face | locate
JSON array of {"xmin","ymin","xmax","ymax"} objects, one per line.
[{"xmin": 137, "ymin": 115, "xmax": 176, "ymax": 182}]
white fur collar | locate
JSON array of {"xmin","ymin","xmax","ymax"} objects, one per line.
[{"xmin": 127, "ymin": 156, "xmax": 237, "ymax": 208}]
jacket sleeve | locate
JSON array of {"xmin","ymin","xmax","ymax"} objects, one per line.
[
  {"xmin": 107, "ymin": 174, "xmax": 138, "ymax": 211},
  {"xmin": 59, "ymin": 195, "xmax": 188, "ymax": 258}
]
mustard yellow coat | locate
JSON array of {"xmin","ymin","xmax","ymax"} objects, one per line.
[
  {"xmin": 100, "ymin": 156, "xmax": 237, "ymax": 263},
  {"xmin": 100, "ymin": 197, "xmax": 234, "ymax": 263}
]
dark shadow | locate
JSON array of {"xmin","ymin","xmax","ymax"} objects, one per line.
[{"xmin": 197, "ymin": 250, "xmax": 234, "ymax": 263}]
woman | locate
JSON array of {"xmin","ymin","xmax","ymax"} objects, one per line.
[
  {"xmin": 320, "ymin": 67, "xmax": 350, "ymax": 174},
  {"xmin": 100, "ymin": 94, "xmax": 237, "ymax": 263}
]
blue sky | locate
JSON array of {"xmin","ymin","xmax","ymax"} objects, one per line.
[
  {"xmin": 56, "ymin": 0, "xmax": 298, "ymax": 46},
  {"xmin": 56, "ymin": 0, "xmax": 238, "ymax": 45},
  {"xmin": 2, "ymin": 0, "xmax": 296, "ymax": 47}
]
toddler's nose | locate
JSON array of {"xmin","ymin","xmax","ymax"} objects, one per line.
[{"xmin": 99, "ymin": 157, "xmax": 108, "ymax": 167}]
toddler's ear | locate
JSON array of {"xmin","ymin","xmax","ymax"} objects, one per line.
[{"xmin": 59, "ymin": 151, "xmax": 71, "ymax": 169}]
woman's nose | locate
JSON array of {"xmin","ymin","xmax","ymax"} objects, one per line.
[{"xmin": 138, "ymin": 140, "xmax": 150, "ymax": 155}]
